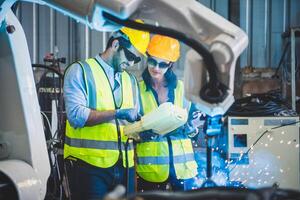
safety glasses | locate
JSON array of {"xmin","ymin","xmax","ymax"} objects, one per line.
[
  {"xmin": 121, "ymin": 47, "xmax": 141, "ymax": 64},
  {"xmin": 147, "ymin": 57, "xmax": 171, "ymax": 69},
  {"xmin": 118, "ymin": 37, "xmax": 141, "ymax": 64}
]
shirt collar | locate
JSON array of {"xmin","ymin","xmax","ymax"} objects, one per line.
[
  {"xmin": 95, "ymin": 54, "xmax": 114, "ymax": 77},
  {"xmin": 95, "ymin": 54, "xmax": 122, "ymax": 78}
]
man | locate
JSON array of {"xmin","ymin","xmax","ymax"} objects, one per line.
[{"xmin": 63, "ymin": 21, "xmax": 150, "ymax": 199}]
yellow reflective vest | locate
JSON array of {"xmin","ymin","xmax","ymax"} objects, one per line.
[
  {"xmin": 136, "ymin": 80, "xmax": 198, "ymax": 182},
  {"xmin": 64, "ymin": 58, "xmax": 135, "ymax": 168}
]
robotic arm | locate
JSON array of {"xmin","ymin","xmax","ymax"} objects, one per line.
[
  {"xmin": 40, "ymin": 0, "xmax": 248, "ymax": 116},
  {"xmin": 0, "ymin": 0, "xmax": 247, "ymax": 199}
]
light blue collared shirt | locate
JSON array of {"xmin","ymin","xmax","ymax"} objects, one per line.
[{"xmin": 64, "ymin": 54, "xmax": 138, "ymax": 128}]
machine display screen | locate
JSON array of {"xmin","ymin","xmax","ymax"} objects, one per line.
[{"xmin": 233, "ymin": 134, "xmax": 247, "ymax": 147}]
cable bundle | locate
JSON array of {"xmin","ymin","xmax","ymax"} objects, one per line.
[
  {"xmin": 33, "ymin": 61, "xmax": 66, "ymax": 200},
  {"xmin": 227, "ymin": 92, "xmax": 296, "ymax": 117}
]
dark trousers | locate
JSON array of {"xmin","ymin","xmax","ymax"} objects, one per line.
[
  {"xmin": 137, "ymin": 175, "xmax": 194, "ymax": 192},
  {"xmin": 65, "ymin": 159, "xmax": 135, "ymax": 200}
]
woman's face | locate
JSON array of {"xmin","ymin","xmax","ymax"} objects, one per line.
[{"xmin": 147, "ymin": 56, "xmax": 171, "ymax": 80}]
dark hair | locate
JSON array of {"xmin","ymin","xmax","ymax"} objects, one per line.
[
  {"xmin": 142, "ymin": 64, "xmax": 178, "ymax": 91},
  {"xmin": 106, "ymin": 31, "xmax": 131, "ymax": 50},
  {"xmin": 105, "ymin": 36, "xmax": 115, "ymax": 50}
]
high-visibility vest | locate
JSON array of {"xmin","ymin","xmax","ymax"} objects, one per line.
[
  {"xmin": 136, "ymin": 80, "xmax": 198, "ymax": 182},
  {"xmin": 64, "ymin": 58, "xmax": 135, "ymax": 168}
]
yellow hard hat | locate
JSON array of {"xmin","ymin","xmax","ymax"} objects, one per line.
[
  {"xmin": 120, "ymin": 19, "xmax": 150, "ymax": 56},
  {"xmin": 147, "ymin": 35, "xmax": 180, "ymax": 62}
]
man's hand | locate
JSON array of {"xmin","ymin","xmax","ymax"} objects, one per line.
[{"xmin": 115, "ymin": 108, "xmax": 141, "ymax": 123}]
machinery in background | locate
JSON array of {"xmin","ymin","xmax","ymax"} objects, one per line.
[
  {"xmin": 32, "ymin": 53, "xmax": 67, "ymax": 199},
  {"xmin": 200, "ymin": 115, "xmax": 224, "ymax": 187},
  {"xmin": 190, "ymin": 93, "xmax": 300, "ymax": 190},
  {"xmin": 34, "ymin": 53, "xmax": 65, "ymax": 137},
  {"xmin": 33, "ymin": 53, "xmax": 65, "ymax": 140},
  {"xmin": 224, "ymin": 92, "xmax": 300, "ymax": 190},
  {"xmin": 1, "ymin": 0, "xmax": 248, "ymax": 199},
  {"xmin": 227, "ymin": 116, "xmax": 300, "ymax": 190}
]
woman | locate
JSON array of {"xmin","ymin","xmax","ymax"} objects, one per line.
[{"xmin": 136, "ymin": 35, "xmax": 198, "ymax": 191}]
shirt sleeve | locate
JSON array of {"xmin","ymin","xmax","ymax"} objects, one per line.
[{"xmin": 64, "ymin": 63, "xmax": 91, "ymax": 128}]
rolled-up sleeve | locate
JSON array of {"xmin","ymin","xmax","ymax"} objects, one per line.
[{"xmin": 64, "ymin": 63, "xmax": 91, "ymax": 128}]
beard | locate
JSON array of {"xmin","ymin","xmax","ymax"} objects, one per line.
[
  {"xmin": 112, "ymin": 51, "xmax": 130, "ymax": 73},
  {"xmin": 112, "ymin": 57, "xmax": 123, "ymax": 73},
  {"xmin": 116, "ymin": 62, "xmax": 130, "ymax": 73},
  {"xmin": 114, "ymin": 64, "xmax": 123, "ymax": 73}
]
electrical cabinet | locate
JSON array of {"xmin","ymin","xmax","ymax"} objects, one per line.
[{"xmin": 228, "ymin": 116, "xmax": 299, "ymax": 190}]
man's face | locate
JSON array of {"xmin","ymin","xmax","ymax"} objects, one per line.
[{"xmin": 112, "ymin": 38, "xmax": 141, "ymax": 73}]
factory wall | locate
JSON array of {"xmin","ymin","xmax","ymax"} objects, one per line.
[
  {"xmin": 17, "ymin": 2, "xmax": 109, "ymax": 69},
  {"xmin": 17, "ymin": 0, "xmax": 300, "ymax": 71},
  {"xmin": 238, "ymin": 0, "xmax": 300, "ymax": 68}
]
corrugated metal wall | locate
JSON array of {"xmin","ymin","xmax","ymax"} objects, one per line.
[
  {"xmin": 17, "ymin": 0, "xmax": 300, "ymax": 70},
  {"xmin": 239, "ymin": 0, "xmax": 300, "ymax": 68},
  {"xmin": 16, "ymin": 2, "xmax": 109, "ymax": 69}
]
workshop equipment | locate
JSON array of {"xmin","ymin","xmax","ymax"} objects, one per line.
[{"xmin": 228, "ymin": 116, "xmax": 300, "ymax": 190}]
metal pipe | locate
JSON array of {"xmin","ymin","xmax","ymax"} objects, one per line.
[
  {"xmin": 291, "ymin": 29, "xmax": 296, "ymax": 111},
  {"xmin": 211, "ymin": 0, "xmax": 216, "ymax": 11},
  {"xmin": 266, "ymin": 0, "xmax": 272, "ymax": 67},
  {"xmin": 264, "ymin": 0, "xmax": 268, "ymax": 67},
  {"xmin": 85, "ymin": 25, "xmax": 90, "ymax": 59},
  {"xmin": 74, "ymin": 22, "xmax": 80, "ymax": 60},
  {"xmin": 246, "ymin": 0, "xmax": 252, "ymax": 66},
  {"xmin": 287, "ymin": 0, "xmax": 291, "ymax": 30},
  {"xmin": 102, "ymin": 32, "xmax": 107, "ymax": 52},
  {"xmin": 32, "ymin": 3, "xmax": 38, "ymax": 63},
  {"xmin": 50, "ymin": 8, "xmax": 54, "ymax": 53},
  {"xmin": 67, "ymin": 17, "xmax": 75, "ymax": 64},
  {"xmin": 283, "ymin": 0, "xmax": 287, "ymax": 32},
  {"xmin": 68, "ymin": 17, "xmax": 71, "ymax": 63}
]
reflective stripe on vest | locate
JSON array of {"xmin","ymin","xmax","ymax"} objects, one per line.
[
  {"xmin": 137, "ymin": 153, "xmax": 195, "ymax": 165},
  {"xmin": 64, "ymin": 58, "xmax": 135, "ymax": 168},
  {"xmin": 65, "ymin": 136, "xmax": 134, "ymax": 151},
  {"xmin": 136, "ymin": 80, "xmax": 197, "ymax": 182}
]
